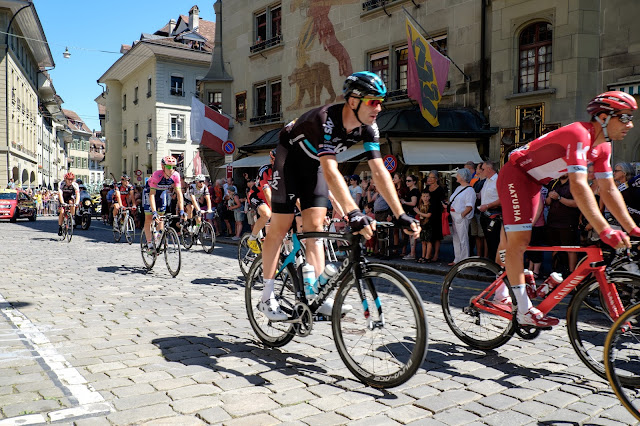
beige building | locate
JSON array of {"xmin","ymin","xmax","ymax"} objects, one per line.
[
  {"xmin": 63, "ymin": 109, "xmax": 91, "ymax": 184},
  {"xmin": 98, "ymin": 6, "xmax": 215, "ymax": 182},
  {"xmin": 200, "ymin": 0, "xmax": 640, "ymax": 178},
  {"xmin": 0, "ymin": 1, "xmax": 55, "ymax": 188}
]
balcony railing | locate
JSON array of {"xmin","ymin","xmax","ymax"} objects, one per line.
[
  {"xmin": 146, "ymin": 91, "xmax": 152, "ymax": 98},
  {"xmin": 362, "ymin": 0, "xmax": 402, "ymax": 12},
  {"xmin": 170, "ymin": 88, "xmax": 184, "ymax": 96},
  {"xmin": 250, "ymin": 34, "xmax": 282, "ymax": 54},
  {"xmin": 250, "ymin": 111, "xmax": 283, "ymax": 126},
  {"xmin": 386, "ymin": 89, "xmax": 409, "ymax": 102},
  {"xmin": 133, "ymin": 99, "xmax": 138, "ymax": 105}
]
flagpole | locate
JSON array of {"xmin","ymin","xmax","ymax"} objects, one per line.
[{"xmin": 402, "ymin": 6, "xmax": 470, "ymax": 82}]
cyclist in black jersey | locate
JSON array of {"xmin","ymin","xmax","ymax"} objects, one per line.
[
  {"xmin": 57, "ymin": 172, "xmax": 80, "ymax": 235},
  {"xmin": 257, "ymin": 71, "xmax": 420, "ymax": 320}
]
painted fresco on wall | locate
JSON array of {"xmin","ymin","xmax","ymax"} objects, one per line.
[{"xmin": 287, "ymin": 0, "xmax": 355, "ymax": 111}]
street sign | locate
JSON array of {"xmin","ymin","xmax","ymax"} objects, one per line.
[
  {"xmin": 383, "ymin": 154, "xmax": 398, "ymax": 173},
  {"xmin": 226, "ymin": 165, "xmax": 233, "ymax": 179},
  {"xmin": 136, "ymin": 176, "xmax": 142, "ymax": 182},
  {"xmin": 134, "ymin": 169, "xmax": 143, "ymax": 177},
  {"xmin": 225, "ymin": 154, "xmax": 233, "ymax": 164},
  {"xmin": 223, "ymin": 140, "xmax": 236, "ymax": 155}
]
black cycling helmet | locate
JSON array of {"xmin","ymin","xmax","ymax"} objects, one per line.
[
  {"xmin": 121, "ymin": 174, "xmax": 130, "ymax": 180},
  {"xmin": 343, "ymin": 71, "xmax": 387, "ymax": 99}
]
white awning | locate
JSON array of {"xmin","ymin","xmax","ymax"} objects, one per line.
[
  {"xmin": 401, "ymin": 141, "xmax": 482, "ymax": 165},
  {"xmin": 222, "ymin": 154, "xmax": 270, "ymax": 168},
  {"xmin": 336, "ymin": 146, "xmax": 366, "ymax": 162}
]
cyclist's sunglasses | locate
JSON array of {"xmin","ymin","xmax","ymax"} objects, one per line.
[
  {"xmin": 612, "ymin": 113, "xmax": 633, "ymax": 124},
  {"xmin": 164, "ymin": 164, "xmax": 175, "ymax": 169},
  {"xmin": 360, "ymin": 97, "xmax": 384, "ymax": 107}
]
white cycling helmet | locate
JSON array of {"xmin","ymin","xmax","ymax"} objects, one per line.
[{"xmin": 195, "ymin": 174, "xmax": 206, "ymax": 182}]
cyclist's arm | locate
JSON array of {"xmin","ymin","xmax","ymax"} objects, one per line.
[
  {"xmin": 58, "ymin": 189, "xmax": 64, "ymax": 204},
  {"xmin": 368, "ymin": 157, "xmax": 403, "ymax": 219},
  {"xmin": 263, "ymin": 186, "xmax": 272, "ymax": 207},
  {"xmin": 176, "ymin": 185, "xmax": 184, "ymax": 213},
  {"xmin": 569, "ymin": 172, "xmax": 609, "ymax": 234},
  {"xmin": 74, "ymin": 188, "xmax": 80, "ymax": 206},
  {"xmin": 328, "ymin": 190, "xmax": 345, "ymax": 218},
  {"xmin": 149, "ymin": 188, "xmax": 157, "ymax": 213},
  {"xmin": 599, "ymin": 177, "xmax": 637, "ymax": 233},
  {"xmin": 128, "ymin": 191, "xmax": 135, "ymax": 207},
  {"xmin": 319, "ymin": 155, "xmax": 358, "ymax": 213},
  {"xmin": 205, "ymin": 194, "xmax": 212, "ymax": 211},
  {"xmin": 190, "ymin": 193, "xmax": 198, "ymax": 207},
  {"xmin": 114, "ymin": 190, "xmax": 122, "ymax": 205}
]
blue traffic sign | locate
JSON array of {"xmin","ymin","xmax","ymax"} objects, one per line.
[
  {"xmin": 383, "ymin": 154, "xmax": 397, "ymax": 173},
  {"xmin": 223, "ymin": 140, "xmax": 236, "ymax": 154}
]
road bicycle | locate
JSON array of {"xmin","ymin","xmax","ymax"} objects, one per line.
[
  {"xmin": 58, "ymin": 203, "xmax": 73, "ymax": 242},
  {"xmin": 112, "ymin": 207, "xmax": 136, "ymax": 244},
  {"xmin": 441, "ymin": 244, "xmax": 640, "ymax": 385},
  {"xmin": 245, "ymin": 222, "xmax": 428, "ymax": 388},
  {"xmin": 181, "ymin": 210, "xmax": 216, "ymax": 253},
  {"xmin": 140, "ymin": 214, "xmax": 182, "ymax": 277}
]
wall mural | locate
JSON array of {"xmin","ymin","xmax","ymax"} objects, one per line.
[{"xmin": 287, "ymin": 0, "xmax": 355, "ymax": 111}]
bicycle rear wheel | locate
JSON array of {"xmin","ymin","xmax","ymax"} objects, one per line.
[
  {"xmin": 182, "ymin": 223, "xmax": 194, "ymax": 250},
  {"xmin": 124, "ymin": 215, "xmax": 135, "ymax": 244},
  {"xmin": 238, "ymin": 233, "xmax": 258, "ymax": 278},
  {"xmin": 245, "ymin": 254, "xmax": 296, "ymax": 347},
  {"xmin": 140, "ymin": 233, "xmax": 156, "ymax": 270},
  {"xmin": 332, "ymin": 263, "xmax": 428, "ymax": 388},
  {"xmin": 163, "ymin": 228, "xmax": 182, "ymax": 277},
  {"xmin": 567, "ymin": 272, "xmax": 640, "ymax": 385},
  {"xmin": 66, "ymin": 214, "xmax": 73, "ymax": 242},
  {"xmin": 112, "ymin": 217, "xmax": 122, "ymax": 242},
  {"xmin": 441, "ymin": 257, "xmax": 516, "ymax": 350},
  {"xmin": 605, "ymin": 303, "xmax": 640, "ymax": 421},
  {"xmin": 199, "ymin": 222, "xmax": 215, "ymax": 253}
]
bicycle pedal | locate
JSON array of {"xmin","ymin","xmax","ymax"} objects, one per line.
[{"xmin": 313, "ymin": 314, "xmax": 331, "ymax": 322}]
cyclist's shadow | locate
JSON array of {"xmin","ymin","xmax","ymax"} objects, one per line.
[
  {"xmin": 191, "ymin": 277, "xmax": 244, "ymax": 288},
  {"xmin": 97, "ymin": 265, "xmax": 149, "ymax": 275},
  {"xmin": 152, "ymin": 333, "xmax": 327, "ymax": 379}
]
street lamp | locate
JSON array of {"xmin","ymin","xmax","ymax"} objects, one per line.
[{"xmin": 63, "ymin": 47, "xmax": 70, "ymax": 59}]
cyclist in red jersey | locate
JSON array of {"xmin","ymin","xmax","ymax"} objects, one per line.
[
  {"xmin": 112, "ymin": 174, "xmax": 135, "ymax": 223},
  {"xmin": 496, "ymin": 91, "xmax": 640, "ymax": 327}
]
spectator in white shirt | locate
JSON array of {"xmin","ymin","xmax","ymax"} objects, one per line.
[
  {"xmin": 449, "ymin": 168, "xmax": 476, "ymax": 265},
  {"xmin": 348, "ymin": 175, "xmax": 363, "ymax": 207},
  {"xmin": 478, "ymin": 160, "xmax": 501, "ymax": 262}
]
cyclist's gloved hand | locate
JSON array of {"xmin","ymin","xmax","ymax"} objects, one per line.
[
  {"xmin": 180, "ymin": 209, "xmax": 187, "ymax": 220},
  {"xmin": 599, "ymin": 227, "xmax": 627, "ymax": 248},
  {"xmin": 152, "ymin": 211, "xmax": 159, "ymax": 221},
  {"xmin": 629, "ymin": 226, "xmax": 640, "ymax": 238},
  {"xmin": 132, "ymin": 206, "xmax": 137, "ymax": 211},
  {"xmin": 347, "ymin": 209, "xmax": 374, "ymax": 232},
  {"xmin": 394, "ymin": 213, "xmax": 419, "ymax": 229}
]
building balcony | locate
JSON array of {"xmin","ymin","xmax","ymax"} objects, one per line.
[
  {"xmin": 250, "ymin": 34, "xmax": 282, "ymax": 54},
  {"xmin": 249, "ymin": 112, "xmax": 283, "ymax": 126}
]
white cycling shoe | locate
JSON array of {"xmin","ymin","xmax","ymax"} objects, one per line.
[
  {"xmin": 317, "ymin": 297, "xmax": 353, "ymax": 316},
  {"xmin": 258, "ymin": 299, "xmax": 288, "ymax": 321}
]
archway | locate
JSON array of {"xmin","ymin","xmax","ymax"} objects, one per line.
[
  {"xmin": 21, "ymin": 169, "xmax": 28, "ymax": 186},
  {"xmin": 30, "ymin": 171, "xmax": 36, "ymax": 185},
  {"xmin": 12, "ymin": 167, "xmax": 18, "ymax": 181}
]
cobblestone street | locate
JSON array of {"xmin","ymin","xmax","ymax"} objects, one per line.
[{"xmin": 0, "ymin": 217, "xmax": 637, "ymax": 425}]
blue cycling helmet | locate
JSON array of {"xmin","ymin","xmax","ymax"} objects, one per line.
[{"xmin": 343, "ymin": 71, "xmax": 387, "ymax": 99}]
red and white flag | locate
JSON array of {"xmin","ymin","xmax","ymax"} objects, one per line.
[{"xmin": 190, "ymin": 96, "xmax": 229, "ymax": 155}]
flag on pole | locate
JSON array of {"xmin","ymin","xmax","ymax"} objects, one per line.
[
  {"xmin": 190, "ymin": 96, "xmax": 230, "ymax": 156},
  {"xmin": 405, "ymin": 16, "xmax": 450, "ymax": 127}
]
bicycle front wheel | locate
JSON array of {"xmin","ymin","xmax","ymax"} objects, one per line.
[
  {"xmin": 140, "ymin": 233, "xmax": 156, "ymax": 270},
  {"xmin": 567, "ymin": 272, "xmax": 640, "ymax": 385},
  {"xmin": 163, "ymin": 228, "xmax": 182, "ymax": 277},
  {"xmin": 199, "ymin": 222, "xmax": 215, "ymax": 253},
  {"xmin": 332, "ymin": 263, "xmax": 428, "ymax": 388},
  {"xmin": 238, "ymin": 233, "xmax": 258, "ymax": 278},
  {"xmin": 245, "ymin": 254, "xmax": 296, "ymax": 347},
  {"xmin": 441, "ymin": 257, "xmax": 515, "ymax": 350},
  {"xmin": 66, "ymin": 214, "xmax": 73, "ymax": 242},
  {"xmin": 182, "ymin": 226, "xmax": 194, "ymax": 250},
  {"xmin": 58, "ymin": 217, "xmax": 67, "ymax": 241},
  {"xmin": 112, "ymin": 219, "xmax": 121, "ymax": 242},
  {"xmin": 605, "ymin": 303, "xmax": 640, "ymax": 421},
  {"xmin": 125, "ymin": 215, "xmax": 135, "ymax": 244}
]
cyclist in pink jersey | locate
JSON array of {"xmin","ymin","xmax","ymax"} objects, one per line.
[
  {"xmin": 496, "ymin": 91, "xmax": 640, "ymax": 327},
  {"xmin": 142, "ymin": 156, "xmax": 185, "ymax": 252}
]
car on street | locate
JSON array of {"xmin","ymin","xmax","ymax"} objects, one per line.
[{"xmin": 0, "ymin": 189, "xmax": 37, "ymax": 222}]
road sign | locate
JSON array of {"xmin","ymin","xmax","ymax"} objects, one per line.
[
  {"xmin": 383, "ymin": 154, "xmax": 398, "ymax": 173},
  {"xmin": 134, "ymin": 169, "xmax": 143, "ymax": 177},
  {"xmin": 223, "ymin": 140, "xmax": 236, "ymax": 155},
  {"xmin": 225, "ymin": 154, "xmax": 233, "ymax": 164},
  {"xmin": 226, "ymin": 165, "xmax": 233, "ymax": 179},
  {"xmin": 136, "ymin": 176, "xmax": 142, "ymax": 182}
]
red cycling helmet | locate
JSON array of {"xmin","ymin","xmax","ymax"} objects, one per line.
[
  {"xmin": 161, "ymin": 155, "xmax": 177, "ymax": 166},
  {"xmin": 64, "ymin": 172, "xmax": 75, "ymax": 180},
  {"xmin": 587, "ymin": 91, "xmax": 638, "ymax": 117}
]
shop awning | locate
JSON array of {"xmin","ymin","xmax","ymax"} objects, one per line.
[
  {"xmin": 376, "ymin": 107, "xmax": 497, "ymax": 138},
  {"xmin": 224, "ymin": 154, "xmax": 270, "ymax": 168},
  {"xmin": 401, "ymin": 141, "xmax": 483, "ymax": 165}
]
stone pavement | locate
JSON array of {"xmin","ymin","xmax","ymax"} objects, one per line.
[{"xmin": 0, "ymin": 217, "xmax": 637, "ymax": 425}]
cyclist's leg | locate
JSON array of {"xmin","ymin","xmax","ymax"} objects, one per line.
[
  {"xmin": 252, "ymin": 203, "xmax": 271, "ymax": 238},
  {"xmin": 301, "ymin": 207, "xmax": 328, "ymax": 278}
]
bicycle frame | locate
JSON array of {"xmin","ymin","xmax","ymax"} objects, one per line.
[
  {"xmin": 477, "ymin": 245, "xmax": 625, "ymax": 321},
  {"xmin": 276, "ymin": 231, "xmax": 378, "ymax": 323}
]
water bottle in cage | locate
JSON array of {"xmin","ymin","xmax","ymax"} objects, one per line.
[
  {"xmin": 302, "ymin": 263, "xmax": 317, "ymax": 300},
  {"xmin": 537, "ymin": 272, "xmax": 563, "ymax": 298},
  {"xmin": 524, "ymin": 269, "xmax": 537, "ymax": 299}
]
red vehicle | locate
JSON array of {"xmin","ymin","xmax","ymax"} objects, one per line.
[{"xmin": 0, "ymin": 189, "xmax": 36, "ymax": 222}]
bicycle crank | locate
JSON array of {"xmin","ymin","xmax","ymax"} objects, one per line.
[{"xmin": 289, "ymin": 302, "xmax": 313, "ymax": 337}]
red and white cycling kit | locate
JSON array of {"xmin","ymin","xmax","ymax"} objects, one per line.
[
  {"xmin": 115, "ymin": 183, "xmax": 133, "ymax": 207},
  {"xmin": 497, "ymin": 122, "xmax": 612, "ymax": 232}
]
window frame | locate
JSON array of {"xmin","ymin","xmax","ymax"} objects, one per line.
[
  {"xmin": 235, "ymin": 92, "xmax": 247, "ymax": 122},
  {"xmin": 170, "ymin": 75, "xmax": 184, "ymax": 96},
  {"xmin": 518, "ymin": 22, "xmax": 553, "ymax": 93},
  {"xmin": 170, "ymin": 114, "xmax": 185, "ymax": 139}
]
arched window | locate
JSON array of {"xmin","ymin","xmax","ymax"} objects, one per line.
[{"xmin": 519, "ymin": 22, "xmax": 552, "ymax": 93}]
